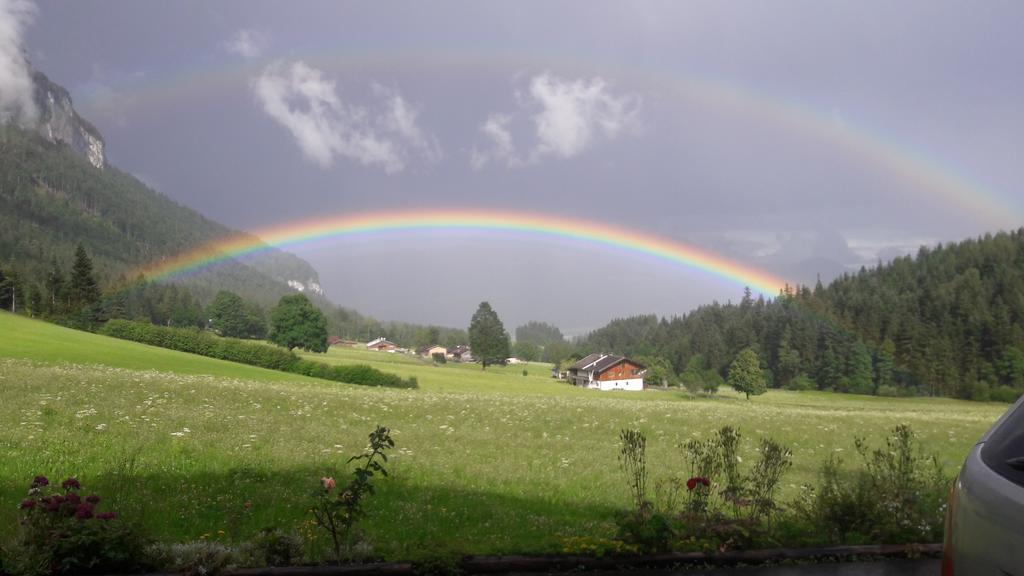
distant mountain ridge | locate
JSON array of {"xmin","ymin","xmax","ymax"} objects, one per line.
[{"xmin": 0, "ymin": 68, "xmax": 327, "ymax": 309}]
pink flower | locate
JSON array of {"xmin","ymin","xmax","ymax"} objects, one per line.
[
  {"xmin": 321, "ymin": 477, "xmax": 336, "ymax": 491},
  {"xmin": 31, "ymin": 476, "xmax": 49, "ymax": 488},
  {"xmin": 61, "ymin": 478, "xmax": 81, "ymax": 491},
  {"xmin": 19, "ymin": 499, "xmax": 36, "ymax": 510},
  {"xmin": 97, "ymin": 511, "xmax": 117, "ymax": 521}
]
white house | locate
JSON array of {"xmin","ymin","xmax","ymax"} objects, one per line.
[{"xmin": 567, "ymin": 353, "xmax": 646, "ymax": 391}]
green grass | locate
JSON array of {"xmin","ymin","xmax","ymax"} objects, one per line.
[{"xmin": 0, "ymin": 312, "xmax": 1010, "ymax": 559}]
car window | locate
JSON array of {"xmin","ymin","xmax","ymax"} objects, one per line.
[{"xmin": 982, "ymin": 402, "xmax": 1024, "ymax": 488}]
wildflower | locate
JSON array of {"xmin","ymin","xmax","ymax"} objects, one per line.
[
  {"xmin": 321, "ymin": 477, "xmax": 336, "ymax": 491},
  {"xmin": 19, "ymin": 499, "xmax": 35, "ymax": 510},
  {"xmin": 686, "ymin": 477, "xmax": 711, "ymax": 490},
  {"xmin": 31, "ymin": 475, "xmax": 49, "ymax": 488},
  {"xmin": 97, "ymin": 511, "xmax": 116, "ymax": 521},
  {"xmin": 65, "ymin": 493, "xmax": 81, "ymax": 505},
  {"xmin": 74, "ymin": 503, "xmax": 94, "ymax": 520},
  {"xmin": 61, "ymin": 478, "xmax": 81, "ymax": 491},
  {"xmin": 45, "ymin": 498, "xmax": 61, "ymax": 512},
  {"xmin": 86, "ymin": 494, "xmax": 101, "ymax": 504}
]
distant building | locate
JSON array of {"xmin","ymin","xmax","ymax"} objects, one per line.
[
  {"xmin": 449, "ymin": 345, "xmax": 473, "ymax": 362},
  {"xmin": 567, "ymin": 353, "xmax": 646, "ymax": 391},
  {"xmin": 366, "ymin": 337, "xmax": 397, "ymax": 352},
  {"xmin": 418, "ymin": 345, "xmax": 448, "ymax": 358},
  {"xmin": 327, "ymin": 336, "xmax": 358, "ymax": 348}
]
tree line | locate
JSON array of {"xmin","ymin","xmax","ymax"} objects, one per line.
[{"xmin": 573, "ymin": 229, "xmax": 1024, "ymax": 402}]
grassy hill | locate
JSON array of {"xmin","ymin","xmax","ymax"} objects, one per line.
[{"xmin": 0, "ymin": 311, "xmax": 1008, "ymax": 560}]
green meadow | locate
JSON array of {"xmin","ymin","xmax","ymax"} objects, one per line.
[{"xmin": 0, "ymin": 312, "xmax": 1008, "ymax": 559}]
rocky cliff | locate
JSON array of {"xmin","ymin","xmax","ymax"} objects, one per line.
[{"xmin": 31, "ymin": 69, "xmax": 106, "ymax": 169}]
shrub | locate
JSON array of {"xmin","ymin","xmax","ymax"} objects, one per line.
[
  {"xmin": 237, "ymin": 528, "xmax": 303, "ymax": 567},
  {"xmin": 991, "ymin": 385, "xmax": 1021, "ymax": 403},
  {"xmin": 785, "ymin": 374, "xmax": 816, "ymax": 391},
  {"xmin": 312, "ymin": 426, "xmax": 394, "ymax": 563},
  {"xmin": 10, "ymin": 476, "xmax": 152, "ymax": 575},
  {"xmin": 796, "ymin": 424, "xmax": 949, "ymax": 544},
  {"xmin": 100, "ymin": 320, "xmax": 296, "ymax": 370},
  {"xmin": 147, "ymin": 541, "xmax": 236, "ymax": 575},
  {"xmin": 431, "ymin": 352, "xmax": 447, "ymax": 364},
  {"xmin": 99, "ymin": 320, "xmax": 417, "ymax": 388}
]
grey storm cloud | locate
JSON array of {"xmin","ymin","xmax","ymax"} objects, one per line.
[{"xmin": 21, "ymin": 0, "xmax": 1024, "ymax": 330}]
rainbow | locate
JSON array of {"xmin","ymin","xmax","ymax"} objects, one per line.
[{"xmin": 137, "ymin": 209, "xmax": 792, "ymax": 296}]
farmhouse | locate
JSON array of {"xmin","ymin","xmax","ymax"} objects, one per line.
[
  {"xmin": 366, "ymin": 337, "xmax": 397, "ymax": 352},
  {"xmin": 418, "ymin": 345, "xmax": 447, "ymax": 358},
  {"xmin": 567, "ymin": 354, "xmax": 646, "ymax": 391}
]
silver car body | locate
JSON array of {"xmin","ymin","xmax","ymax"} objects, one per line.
[{"xmin": 946, "ymin": 395, "xmax": 1024, "ymax": 575}]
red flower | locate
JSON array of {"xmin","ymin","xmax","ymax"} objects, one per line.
[
  {"xmin": 97, "ymin": 511, "xmax": 117, "ymax": 521},
  {"xmin": 686, "ymin": 476, "xmax": 711, "ymax": 490},
  {"xmin": 85, "ymin": 494, "xmax": 101, "ymax": 504},
  {"xmin": 19, "ymin": 499, "xmax": 36, "ymax": 510},
  {"xmin": 74, "ymin": 503, "xmax": 94, "ymax": 520},
  {"xmin": 61, "ymin": 478, "xmax": 81, "ymax": 491},
  {"xmin": 31, "ymin": 476, "xmax": 49, "ymax": 488},
  {"xmin": 65, "ymin": 493, "xmax": 81, "ymax": 505},
  {"xmin": 45, "ymin": 498, "xmax": 61, "ymax": 512}
]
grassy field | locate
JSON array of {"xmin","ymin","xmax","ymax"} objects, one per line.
[{"xmin": 0, "ymin": 312, "xmax": 1009, "ymax": 560}]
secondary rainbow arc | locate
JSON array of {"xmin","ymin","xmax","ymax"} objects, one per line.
[{"xmin": 137, "ymin": 209, "xmax": 792, "ymax": 296}]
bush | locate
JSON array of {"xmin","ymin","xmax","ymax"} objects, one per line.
[
  {"xmin": 991, "ymin": 385, "xmax": 1021, "ymax": 403},
  {"xmin": 99, "ymin": 320, "xmax": 416, "ymax": 389},
  {"xmin": 100, "ymin": 320, "xmax": 296, "ymax": 370},
  {"xmin": 796, "ymin": 424, "xmax": 948, "ymax": 544},
  {"xmin": 785, "ymin": 374, "xmax": 816, "ymax": 391},
  {"xmin": 147, "ymin": 541, "xmax": 235, "ymax": 575},
  {"xmin": 237, "ymin": 528, "xmax": 303, "ymax": 567},
  {"xmin": 431, "ymin": 352, "xmax": 447, "ymax": 364},
  {"xmin": 10, "ymin": 476, "xmax": 152, "ymax": 575}
]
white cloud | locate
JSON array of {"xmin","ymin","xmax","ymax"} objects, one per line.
[
  {"xmin": 529, "ymin": 73, "xmax": 639, "ymax": 159},
  {"xmin": 374, "ymin": 83, "xmax": 442, "ymax": 163},
  {"xmin": 252, "ymin": 61, "xmax": 437, "ymax": 172},
  {"xmin": 0, "ymin": 0, "xmax": 37, "ymax": 125},
  {"xmin": 225, "ymin": 29, "xmax": 266, "ymax": 59},
  {"xmin": 471, "ymin": 113, "xmax": 519, "ymax": 169},
  {"xmin": 472, "ymin": 72, "xmax": 639, "ymax": 168}
]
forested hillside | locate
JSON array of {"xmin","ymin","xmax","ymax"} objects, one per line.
[
  {"xmin": 0, "ymin": 123, "xmax": 323, "ymax": 309},
  {"xmin": 578, "ymin": 229, "xmax": 1024, "ymax": 401}
]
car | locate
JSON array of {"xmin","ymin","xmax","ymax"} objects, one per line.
[{"xmin": 943, "ymin": 394, "xmax": 1024, "ymax": 574}]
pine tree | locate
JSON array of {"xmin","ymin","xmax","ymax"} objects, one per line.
[
  {"xmin": 68, "ymin": 244, "xmax": 100, "ymax": 311},
  {"xmin": 468, "ymin": 301, "xmax": 510, "ymax": 370}
]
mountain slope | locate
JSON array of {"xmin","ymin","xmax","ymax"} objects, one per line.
[{"xmin": 0, "ymin": 71, "xmax": 325, "ymax": 309}]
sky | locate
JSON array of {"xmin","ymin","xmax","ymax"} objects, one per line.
[{"xmin": 6, "ymin": 0, "xmax": 1024, "ymax": 334}]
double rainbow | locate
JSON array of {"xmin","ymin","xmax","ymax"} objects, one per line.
[{"xmin": 138, "ymin": 209, "xmax": 792, "ymax": 296}]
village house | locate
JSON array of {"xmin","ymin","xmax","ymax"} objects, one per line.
[
  {"xmin": 449, "ymin": 345, "xmax": 473, "ymax": 362},
  {"xmin": 567, "ymin": 353, "xmax": 646, "ymax": 391},
  {"xmin": 327, "ymin": 336, "xmax": 358, "ymax": 348},
  {"xmin": 366, "ymin": 337, "xmax": 397, "ymax": 352},
  {"xmin": 418, "ymin": 345, "xmax": 448, "ymax": 358}
]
